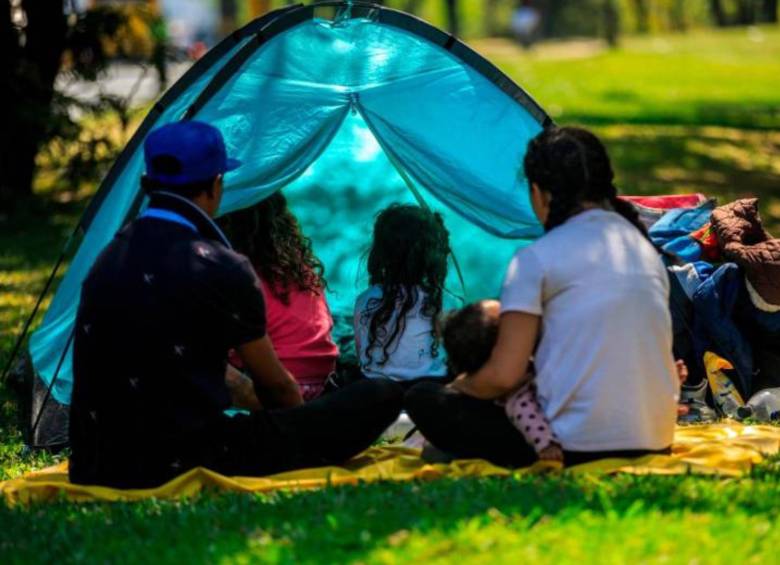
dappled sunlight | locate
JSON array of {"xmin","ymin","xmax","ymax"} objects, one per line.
[
  {"xmin": 687, "ymin": 138, "xmax": 780, "ymax": 176},
  {"xmin": 654, "ymin": 167, "xmax": 728, "ymax": 185},
  {"xmin": 0, "ymin": 293, "xmax": 50, "ymax": 330},
  {"xmin": 0, "ymin": 266, "xmax": 55, "ymax": 360},
  {"xmin": 595, "ymin": 125, "xmax": 780, "ymax": 234},
  {"xmin": 360, "ymin": 510, "xmax": 779, "ymax": 563},
  {"xmin": 2, "ymin": 8, "xmax": 780, "ymax": 563}
]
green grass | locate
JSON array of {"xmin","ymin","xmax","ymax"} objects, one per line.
[
  {"xmin": 2, "ymin": 25, "xmax": 780, "ymax": 563},
  {"xmin": 471, "ymin": 27, "xmax": 780, "ymax": 232},
  {"xmin": 3, "ymin": 464, "xmax": 780, "ymax": 563},
  {"xmin": 475, "ymin": 26, "xmax": 780, "ymax": 130}
]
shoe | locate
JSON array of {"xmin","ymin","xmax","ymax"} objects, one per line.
[{"xmin": 678, "ymin": 379, "xmax": 718, "ymax": 424}]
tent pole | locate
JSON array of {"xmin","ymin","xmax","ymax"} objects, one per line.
[{"xmin": 29, "ymin": 328, "xmax": 75, "ymax": 447}]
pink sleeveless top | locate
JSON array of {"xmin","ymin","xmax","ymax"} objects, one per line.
[
  {"xmin": 229, "ymin": 278, "xmax": 338, "ymax": 400},
  {"xmin": 260, "ymin": 279, "xmax": 338, "ymax": 384}
]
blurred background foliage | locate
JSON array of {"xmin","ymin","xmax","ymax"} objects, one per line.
[
  {"xmin": 0, "ymin": 0, "xmax": 777, "ymax": 216},
  {"xmin": 0, "ymin": 1, "xmax": 167, "ymax": 214},
  {"xmin": 251, "ymin": 0, "xmax": 779, "ymax": 39}
]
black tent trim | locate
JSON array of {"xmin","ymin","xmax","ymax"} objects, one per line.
[{"xmin": 8, "ymin": 0, "xmax": 553, "ymax": 447}]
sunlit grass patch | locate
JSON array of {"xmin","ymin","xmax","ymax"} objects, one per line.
[
  {"xmin": 475, "ymin": 26, "xmax": 780, "ymax": 130},
  {"xmin": 595, "ymin": 125, "xmax": 780, "ymax": 233},
  {"xmin": 363, "ymin": 510, "xmax": 780, "ymax": 564}
]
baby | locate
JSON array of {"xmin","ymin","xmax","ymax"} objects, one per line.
[{"xmin": 442, "ymin": 300, "xmax": 563, "ymax": 462}]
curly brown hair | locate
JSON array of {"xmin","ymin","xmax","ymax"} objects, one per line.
[
  {"xmin": 362, "ymin": 204, "xmax": 450, "ymax": 366},
  {"xmin": 219, "ymin": 192, "xmax": 326, "ymax": 304}
]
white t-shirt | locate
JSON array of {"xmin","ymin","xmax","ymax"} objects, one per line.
[
  {"xmin": 354, "ymin": 285, "xmax": 448, "ymax": 381},
  {"xmin": 500, "ymin": 209, "xmax": 678, "ymax": 452}
]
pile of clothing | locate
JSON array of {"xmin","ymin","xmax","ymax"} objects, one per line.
[{"xmin": 627, "ymin": 195, "xmax": 780, "ymax": 412}]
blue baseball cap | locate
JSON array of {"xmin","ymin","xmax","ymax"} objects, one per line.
[{"xmin": 144, "ymin": 121, "xmax": 241, "ymax": 186}]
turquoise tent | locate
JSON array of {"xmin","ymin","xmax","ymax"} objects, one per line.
[{"xmin": 16, "ymin": 1, "xmax": 551, "ymax": 444}]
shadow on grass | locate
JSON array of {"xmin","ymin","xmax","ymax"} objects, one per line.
[
  {"xmin": 2, "ymin": 466, "xmax": 780, "ymax": 563},
  {"xmin": 592, "ymin": 125, "xmax": 780, "ymax": 234},
  {"xmin": 557, "ymin": 100, "xmax": 780, "ymax": 132}
]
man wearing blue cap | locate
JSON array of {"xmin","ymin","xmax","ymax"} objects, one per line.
[{"xmin": 69, "ymin": 121, "xmax": 403, "ymax": 488}]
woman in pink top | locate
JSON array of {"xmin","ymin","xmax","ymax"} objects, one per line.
[{"xmin": 221, "ymin": 192, "xmax": 338, "ymax": 401}]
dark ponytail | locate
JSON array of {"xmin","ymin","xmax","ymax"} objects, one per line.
[
  {"xmin": 524, "ymin": 127, "xmax": 651, "ymax": 242},
  {"xmin": 609, "ymin": 193, "xmax": 651, "ymax": 239}
]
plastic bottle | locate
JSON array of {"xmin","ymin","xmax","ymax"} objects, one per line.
[
  {"xmin": 705, "ymin": 352, "xmax": 745, "ymax": 419},
  {"xmin": 737, "ymin": 388, "xmax": 780, "ymax": 422}
]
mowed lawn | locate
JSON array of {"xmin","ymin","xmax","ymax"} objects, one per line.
[{"xmin": 2, "ymin": 26, "xmax": 780, "ymax": 564}]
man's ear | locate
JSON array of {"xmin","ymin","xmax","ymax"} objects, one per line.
[
  {"xmin": 208, "ymin": 175, "xmax": 222, "ymax": 198},
  {"xmin": 207, "ymin": 175, "xmax": 224, "ymax": 206}
]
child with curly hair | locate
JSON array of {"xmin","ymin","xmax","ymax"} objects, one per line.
[
  {"xmin": 354, "ymin": 204, "xmax": 450, "ymax": 385},
  {"xmin": 221, "ymin": 192, "xmax": 338, "ymax": 401}
]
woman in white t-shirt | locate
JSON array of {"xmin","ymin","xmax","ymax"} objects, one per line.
[{"xmin": 405, "ymin": 127, "xmax": 679, "ymax": 467}]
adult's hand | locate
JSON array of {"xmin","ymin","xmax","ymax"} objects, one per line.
[
  {"xmin": 237, "ymin": 336, "xmax": 303, "ymax": 409},
  {"xmin": 225, "ymin": 364, "xmax": 262, "ymax": 410},
  {"xmin": 452, "ymin": 311, "xmax": 540, "ymax": 400}
]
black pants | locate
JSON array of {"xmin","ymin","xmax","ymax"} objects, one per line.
[
  {"xmin": 405, "ymin": 382, "xmax": 670, "ymax": 468},
  {"xmin": 215, "ymin": 377, "xmax": 404, "ymax": 477}
]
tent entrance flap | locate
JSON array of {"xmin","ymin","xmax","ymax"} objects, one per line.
[{"xmin": 278, "ymin": 109, "xmax": 530, "ymax": 317}]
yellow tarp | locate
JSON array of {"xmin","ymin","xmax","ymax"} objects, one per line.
[{"xmin": 3, "ymin": 422, "xmax": 780, "ymax": 506}]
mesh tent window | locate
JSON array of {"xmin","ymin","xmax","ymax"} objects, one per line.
[{"xmin": 5, "ymin": 1, "xmax": 551, "ymax": 447}]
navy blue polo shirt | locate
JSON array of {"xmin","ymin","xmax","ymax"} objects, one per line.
[{"xmin": 69, "ymin": 191, "xmax": 266, "ymax": 488}]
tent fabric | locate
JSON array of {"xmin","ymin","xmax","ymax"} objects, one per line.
[
  {"xmin": 2, "ymin": 422, "xmax": 779, "ymax": 506},
  {"xmin": 27, "ymin": 34, "xmax": 258, "ymax": 405},
  {"xmin": 28, "ymin": 5, "xmax": 549, "ymax": 407}
]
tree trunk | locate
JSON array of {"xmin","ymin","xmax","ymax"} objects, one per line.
[
  {"xmin": 603, "ymin": 0, "xmax": 619, "ymax": 47},
  {"xmin": 632, "ymin": 0, "xmax": 649, "ymax": 33},
  {"xmin": 402, "ymin": 0, "xmax": 424, "ymax": 16},
  {"xmin": 762, "ymin": 0, "xmax": 778, "ymax": 22},
  {"xmin": 445, "ymin": 0, "xmax": 459, "ymax": 36},
  {"xmin": 0, "ymin": 1, "xmax": 20, "ymax": 210},
  {"xmin": 537, "ymin": 0, "xmax": 558, "ymax": 39},
  {"xmin": 248, "ymin": 0, "xmax": 272, "ymax": 18},
  {"xmin": 219, "ymin": 0, "xmax": 238, "ymax": 37},
  {"xmin": 709, "ymin": 0, "xmax": 727, "ymax": 26},
  {"xmin": 483, "ymin": 0, "xmax": 499, "ymax": 36},
  {"xmin": 669, "ymin": 0, "xmax": 687, "ymax": 31},
  {"xmin": 737, "ymin": 0, "xmax": 756, "ymax": 24},
  {"xmin": 0, "ymin": 0, "xmax": 67, "ymax": 213}
]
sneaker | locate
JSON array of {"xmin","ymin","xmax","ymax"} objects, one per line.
[{"xmin": 678, "ymin": 379, "xmax": 718, "ymax": 424}]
